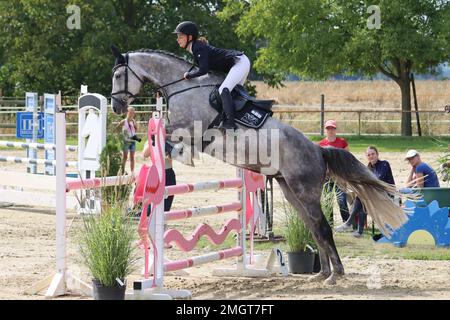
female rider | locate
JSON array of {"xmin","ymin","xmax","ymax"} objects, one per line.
[{"xmin": 173, "ymin": 21, "xmax": 251, "ymax": 130}]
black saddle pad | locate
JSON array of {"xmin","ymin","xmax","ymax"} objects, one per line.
[{"xmin": 209, "ymin": 85, "xmax": 274, "ymax": 129}]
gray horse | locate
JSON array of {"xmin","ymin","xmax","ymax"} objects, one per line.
[{"xmin": 110, "ymin": 47, "xmax": 408, "ymax": 285}]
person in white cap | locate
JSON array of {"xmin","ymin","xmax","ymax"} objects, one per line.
[{"xmin": 405, "ymin": 150, "xmax": 440, "ymax": 188}]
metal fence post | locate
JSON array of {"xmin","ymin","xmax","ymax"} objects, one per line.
[{"xmin": 320, "ymin": 94, "xmax": 325, "ymax": 135}]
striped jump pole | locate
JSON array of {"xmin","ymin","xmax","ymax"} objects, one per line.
[
  {"xmin": 165, "ymin": 202, "xmax": 242, "ymax": 221},
  {"xmin": 0, "ymin": 155, "xmax": 77, "ymax": 167},
  {"xmin": 0, "ymin": 141, "xmax": 77, "ymax": 152},
  {"xmin": 164, "ymin": 247, "xmax": 243, "ymax": 273},
  {"xmin": 66, "ymin": 175, "xmax": 135, "ymax": 192},
  {"xmin": 165, "ymin": 179, "xmax": 243, "ymax": 196}
]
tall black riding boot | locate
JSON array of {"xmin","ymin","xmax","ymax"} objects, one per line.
[{"xmin": 218, "ymin": 88, "xmax": 237, "ymax": 130}]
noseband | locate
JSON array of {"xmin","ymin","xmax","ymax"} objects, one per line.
[{"xmin": 111, "ymin": 53, "xmax": 147, "ymax": 108}]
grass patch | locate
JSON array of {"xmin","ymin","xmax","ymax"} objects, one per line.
[
  {"xmin": 334, "ymin": 233, "xmax": 450, "ymax": 260},
  {"xmin": 308, "ymin": 135, "xmax": 450, "ymax": 153},
  {"xmin": 255, "ymin": 233, "xmax": 450, "ymax": 261}
]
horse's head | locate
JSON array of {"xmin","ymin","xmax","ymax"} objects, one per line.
[{"xmin": 110, "ymin": 45, "xmax": 146, "ymax": 114}]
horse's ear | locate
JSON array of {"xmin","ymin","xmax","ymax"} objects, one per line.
[{"xmin": 111, "ymin": 45, "xmax": 125, "ymax": 65}]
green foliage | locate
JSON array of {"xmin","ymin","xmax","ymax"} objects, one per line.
[
  {"xmin": 99, "ymin": 134, "xmax": 123, "ymax": 177},
  {"xmin": 98, "ymin": 113, "xmax": 131, "ymax": 206},
  {"xmin": 308, "ymin": 135, "xmax": 450, "ymax": 153},
  {"xmin": 0, "ymin": 0, "xmax": 253, "ymax": 96},
  {"xmin": 321, "ymin": 181, "xmax": 336, "ymax": 228},
  {"xmin": 282, "ymin": 200, "xmax": 316, "ymax": 253},
  {"xmin": 227, "ymin": 0, "xmax": 450, "ymax": 79},
  {"xmin": 334, "ymin": 233, "xmax": 450, "ymax": 260},
  {"xmin": 223, "ymin": 0, "xmax": 450, "ymax": 135},
  {"xmin": 79, "ymin": 204, "xmax": 138, "ymax": 287},
  {"xmin": 436, "ymin": 150, "xmax": 450, "ymax": 186}
]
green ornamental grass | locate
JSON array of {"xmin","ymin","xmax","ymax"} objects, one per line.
[
  {"xmin": 282, "ymin": 200, "xmax": 316, "ymax": 253},
  {"xmin": 79, "ymin": 204, "xmax": 138, "ymax": 287}
]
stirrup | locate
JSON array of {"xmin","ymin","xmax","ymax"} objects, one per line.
[{"xmin": 217, "ymin": 120, "xmax": 237, "ymax": 130}]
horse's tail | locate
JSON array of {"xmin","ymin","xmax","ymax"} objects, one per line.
[{"xmin": 321, "ymin": 147, "xmax": 408, "ymax": 237}]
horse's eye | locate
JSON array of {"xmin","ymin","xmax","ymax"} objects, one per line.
[{"xmin": 115, "ymin": 74, "xmax": 121, "ymax": 79}]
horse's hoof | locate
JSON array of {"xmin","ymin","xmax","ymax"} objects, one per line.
[
  {"xmin": 324, "ymin": 275, "xmax": 336, "ymax": 286},
  {"xmin": 307, "ymin": 272, "xmax": 330, "ymax": 283},
  {"xmin": 323, "ymin": 273, "xmax": 344, "ymax": 286}
]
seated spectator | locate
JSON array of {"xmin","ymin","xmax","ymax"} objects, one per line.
[
  {"xmin": 319, "ymin": 120, "xmax": 350, "ymax": 226},
  {"xmin": 335, "ymin": 146, "xmax": 395, "ymax": 238},
  {"xmin": 405, "ymin": 150, "xmax": 440, "ymax": 188}
]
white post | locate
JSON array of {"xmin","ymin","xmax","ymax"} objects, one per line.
[
  {"xmin": 238, "ymin": 168, "xmax": 246, "ymax": 269},
  {"xmin": 45, "ymin": 112, "xmax": 67, "ymax": 297},
  {"xmin": 80, "ymin": 85, "xmax": 88, "ymax": 95},
  {"xmin": 25, "ymin": 92, "xmax": 38, "ymax": 174},
  {"xmin": 154, "ymin": 117, "xmax": 166, "ymax": 288},
  {"xmin": 55, "ymin": 112, "xmax": 66, "ymax": 279}
]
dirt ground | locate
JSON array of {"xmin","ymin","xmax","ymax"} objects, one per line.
[{"xmin": 1, "ymin": 148, "xmax": 449, "ymax": 300}]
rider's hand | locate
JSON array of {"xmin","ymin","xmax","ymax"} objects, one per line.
[{"xmin": 183, "ymin": 72, "xmax": 190, "ymax": 80}]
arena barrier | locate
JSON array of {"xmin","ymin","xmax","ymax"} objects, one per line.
[
  {"xmin": 0, "ymin": 90, "xmax": 106, "ymax": 212},
  {"xmin": 24, "ymin": 112, "xmax": 135, "ymax": 297},
  {"xmin": 26, "ymin": 112, "xmax": 286, "ymax": 300},
  {"xmin": 130, "ymin": 116, "xmax": 285, "ymax": 299}
]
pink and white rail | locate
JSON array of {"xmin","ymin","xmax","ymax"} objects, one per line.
[{"xmin": 132, "ymin": 117, "xmax": 269, "ymax": 299}]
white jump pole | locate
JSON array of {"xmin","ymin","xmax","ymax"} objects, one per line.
[
  {"xmin": 0, "ymin": 141, "xmax": 77, "ymax": 151},
  {"xmin": 25, "ymin": 112, "xmax": 91, "ymax": 297},
  {"xmin": 44, "ymin": 112, "xmax": 91, "ymax": 297},
  {"xmin": 47, "ymin": 111, "xmax": 68, "ymax": 296}
]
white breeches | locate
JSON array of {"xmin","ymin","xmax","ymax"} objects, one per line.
[{"xmin": 219, "ymin": 54, "xmax": 251, "ymax": 94}]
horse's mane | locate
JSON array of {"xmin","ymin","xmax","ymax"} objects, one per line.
[
  {"xmin": 129, "ymin": 49, "xmax": 192, "ymax": 66},
  {"xmin": 129, "ymin": 48, "xmax": 225, "ymax": 78}
]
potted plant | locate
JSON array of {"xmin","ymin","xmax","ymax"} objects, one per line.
[
  {"xmin": 79, "ymin": 201, "xmax": 138, "ymax": 300},
  {"xmin": 282, "ymin": 201, "xmax": 316, "ymax": 274},
  {"xmin": 78, "ymin": 131, "xmax": 138, "ymax": 300}
]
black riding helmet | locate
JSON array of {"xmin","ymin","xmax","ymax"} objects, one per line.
[{"xmin": 173, "ymin": 21, "xmax": 199, "ymax": 39}]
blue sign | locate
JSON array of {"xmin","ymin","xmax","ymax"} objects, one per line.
[
  {"xmin": 44, "ymin": 114, "xmax": 55, "ymax": 143},
  {"xmin": 16, "ymin": 112, "xmax": 44, "ymax": 139},
  {"xmin": 44, "ymin": 113, "xmax": 55, "ymax": 175},
  {"xmin": 44, "ymin": 96, "xmax": 55, "ymax": 114}
]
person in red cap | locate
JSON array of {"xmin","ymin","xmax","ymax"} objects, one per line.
[
  {"xmin": 319, "ymin": 120, "xmax": 349, "ymax": 150},
  {"xmin": 319, "ymin": 120, "xmax": 351, "ymax": 227}
]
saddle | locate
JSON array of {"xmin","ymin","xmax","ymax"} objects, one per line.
[{"xmin": 209, "ymin": 85, "xmax": 274, "ymax": 129}]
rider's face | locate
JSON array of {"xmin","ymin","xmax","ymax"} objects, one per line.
[{"xmin": 176, "ymin": 33, "xmax": 190, "ymax": 48}]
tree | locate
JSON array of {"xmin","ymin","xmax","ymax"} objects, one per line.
[
  {"xmin": 222, "ymin": 0, "xmax": 450, "ymax": 136},
  {"xmin": 0, "ymin": 0, "xmax": 253, "ymax": 97}
]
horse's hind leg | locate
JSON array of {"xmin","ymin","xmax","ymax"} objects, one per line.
[
  {"xmin": 276, "ymin": 177, "xmax": 332, "ymax": 278},
  {"xmin": 276, "ymin": 177, "xmax": 344, "ymax": 285}
]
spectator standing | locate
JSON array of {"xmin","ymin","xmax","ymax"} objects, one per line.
[
  {"xmin": 319, "ymin": 120, "xmax": 350, "ymax": 226},
  {"xmin": 118, "ymin": 107, "xmax": 140, "ymax": 174}
]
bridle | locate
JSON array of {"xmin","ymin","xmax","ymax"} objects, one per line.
[{"xmin": 111, "ymin": 53, "xmax": 147, "ymax": 109}]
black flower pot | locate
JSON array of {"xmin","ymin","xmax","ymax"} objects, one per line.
[
  {"xmin": 92, "ymin": 279, "xmax": 126, "ymax": 300},
  {"xmin": 287, "ymin": 251, "xmax": 315, "ymax": 274},
  {"xmin": 313, "ymin": 252, "xmax": 321, "ymax": 273}
]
